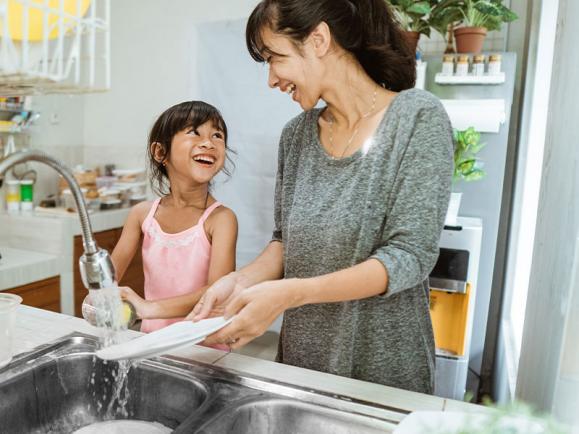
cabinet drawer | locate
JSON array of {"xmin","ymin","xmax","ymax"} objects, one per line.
[{"xmin": 5, "ymin": 276, "xmax": 61, "ymax": 313}]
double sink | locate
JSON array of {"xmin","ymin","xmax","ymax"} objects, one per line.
[{"xmin": 0, "ymin": 334, "xmax": 404, "ymax": 433}]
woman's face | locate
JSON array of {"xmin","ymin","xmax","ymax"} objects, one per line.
[
  {"xmin": 164, "ymin": 120, "xmax": 226, "ymax": 185},
  {"xmin": 261, "ymin": 26, "xmax": 324, "ymax": 111}
]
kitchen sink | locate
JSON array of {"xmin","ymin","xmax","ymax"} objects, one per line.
[{"xmin": 0, "ymin": 334, "xmax": 403, "ymax": 433}]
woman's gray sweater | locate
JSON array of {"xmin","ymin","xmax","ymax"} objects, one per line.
[{"xmin": 272, "ymin": 88, "xmax": 454, "ymax": 394}]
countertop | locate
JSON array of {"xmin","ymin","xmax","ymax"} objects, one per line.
[
  {"xmin": 0, "ymin": 246, "xmax": 60, "ymax": 290},
  {"xmin": 11, "ymin": 306, "xmax": 484, "ymax": 421}
]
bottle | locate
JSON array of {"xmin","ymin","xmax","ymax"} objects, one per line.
[
  {"xmin": 441, "ymin": 54, "xmax": 455, "ymax": 76},
  {"xmin": 472, "ymin": 55, "xmax": 486, "ymax": 76},
  {"xmin": 5, "ymin": 180, "xmax": 20, "ymax": 213},
  {"xmin": 82, "ymin": 294, "xmax": 138, "ymax": 329},
  {"xmin": 488, "ymin": 54, "xmax": 502, "ymax": 75},
  {"xmin": 19, "ymin": 179, "xmax": 34, "ymax": 213},
  {"xmin": 456, "ymin": 55, "xmax": 470, "ymax": 76}
]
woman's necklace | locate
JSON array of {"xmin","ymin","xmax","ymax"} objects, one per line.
[{"xmin": 327, "ymin": 86, "xmax": 378, "ymax": 159}]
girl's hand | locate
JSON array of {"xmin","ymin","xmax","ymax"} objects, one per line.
[
  {"xmin": 119, "ymin": 286, "xmax": 150, "ymax": 319},
  {"xmin": 186, "ymin": 272, "xmax": 251, "ymax": 321},
  {"xmin": 202, "ymin": 279, "xmax": 302, "ymax": 349}
]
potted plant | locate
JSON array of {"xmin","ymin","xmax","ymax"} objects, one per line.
[
  {"xmin": 446, "ymin": 126, "xmax": 485, "ymax": 226},
  {"xmin": 429, "ymin": 0, "xmax": 518, "ymax": 53},
  {"xmin": 387, "ymin": 1, "xmax": 434, "ymax": 53}
]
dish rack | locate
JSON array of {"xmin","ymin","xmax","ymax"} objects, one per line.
[{"xmin": 0, "ymin": 0, "xmax": 110, "ymax": 96}]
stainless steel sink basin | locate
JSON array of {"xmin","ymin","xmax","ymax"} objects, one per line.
[
  {"xmin": 193, "ymin": 399, "xmax": 393, "ymax": 434},
  {"xmin": 0, "ymin": 334, "xmax": 402, "ymax": 433}
]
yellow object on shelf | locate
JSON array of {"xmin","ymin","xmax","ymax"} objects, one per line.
[
  {"xmin": 0, "ymin": 0, "xmax": 91, "ymax": 42},
  {"xmin": 0, "ymin": 120, "xmax": 16, "ymax": 132},
  {"xmin": 429, "ymin": 284, "xmax": 471, "ymax": 357}
]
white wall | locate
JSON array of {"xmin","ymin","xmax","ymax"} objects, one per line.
[{"xmin": 82, "ymin": 0, "xmax": 258, "ymax": 169}]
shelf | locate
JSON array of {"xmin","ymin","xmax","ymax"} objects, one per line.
[{"xmin": 435, "ymin": 72, "xmax": 506, "ymax": 85}]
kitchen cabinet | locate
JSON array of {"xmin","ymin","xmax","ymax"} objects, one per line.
[
  {"xmin": 5, "ymin": 276, "xmax": 61, "ymax": 312},
  {"xmin": 73, "ymin": 228, "xmax": 144, "ymax": 317}
]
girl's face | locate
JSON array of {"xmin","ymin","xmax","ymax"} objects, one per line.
[
  {"xmin": 261, "ymin": 26, "xmax": 325, "ymax": 111},
  {"xmin": 164, "ymin": 120, "xmax": 226, "ymax": 185}
]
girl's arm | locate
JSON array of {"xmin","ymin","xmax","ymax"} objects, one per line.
[
  {"xmin": 111, "ymin": 202, "xmax": 150, "ymax": 281},
  {"xmin": 127, "ymin": 206, "xmax": 239, "ymax": 319}
]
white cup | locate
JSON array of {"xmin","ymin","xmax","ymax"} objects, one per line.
[{"xmin": 0, "ymin": 294, "xmax": 22, "ymax": 369}]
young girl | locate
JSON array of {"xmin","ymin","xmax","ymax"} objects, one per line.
[{"xmin": 111, "ymin": 101, "xmax": 238, "ymax": 333}]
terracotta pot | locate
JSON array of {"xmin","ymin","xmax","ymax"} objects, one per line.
[
  {"xmin": 454, "ymin": 27, "xmax": 487, "ymax": 53},
  {"xmin": 403, "ymin": 31, "xmax": 420, "ymax": 53}
]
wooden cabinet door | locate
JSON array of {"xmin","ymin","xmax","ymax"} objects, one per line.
[
  {"xmin": 73, "ymin": 228, "xmax": 144, "ymax": 317},
  {"xmin": 5, "ymin": 276, "xmax": 61, "ymax": 312}
]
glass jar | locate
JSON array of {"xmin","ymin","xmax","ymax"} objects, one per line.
[
  {"xmin": 5, "ymin": 180, "xmax": 20, "ymax": 213},
  {"xmin": 441, "ymin": 54, "xmax": 455, "ymax": 76},
  {"xmin": 473, "ymin": 54, "xmax": 486, "ymax": 76},
  {"xmin": 488, "ymin": 54, "xmax": 502, "ymax": 75},
  {"xmin": 456, "ymin": 55, "xmax": 470, "ymax": 76},
  {"xmin": 82, "ymin": 294, "xmax": 137, "ymax": 329}
]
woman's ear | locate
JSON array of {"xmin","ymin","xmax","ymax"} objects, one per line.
[
  {"xmin": 309, "ymin": 21, "xmax": 332, "ymax": 58},
  {"xmin": 150, "ymin": 142, "xmax": 167, "ymax": 165}
]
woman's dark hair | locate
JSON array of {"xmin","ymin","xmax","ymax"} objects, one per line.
[
  {"xmin": 246, "ymin": 0, "xmax": 416, "ymax": 91},
  {"xmin": 147, "ymin": 101, "xmax": 234, "ymax": 196}
]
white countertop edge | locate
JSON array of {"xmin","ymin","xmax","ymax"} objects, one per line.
[{"xmin": 0, "ymin": 247, "xmax": 61, "ymax": 291}]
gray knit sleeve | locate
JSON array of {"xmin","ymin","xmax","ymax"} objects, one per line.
[{"xmin": 370, "ymin": 101, "xmax": 453, "ymax": 296}]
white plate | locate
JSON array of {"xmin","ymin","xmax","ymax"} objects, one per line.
[{"xmin": 96, "ymin": 316, "xmax": 234, "ymax": 361}]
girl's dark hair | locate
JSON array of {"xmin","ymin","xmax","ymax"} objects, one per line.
[
  {"xmin": 147, "ymin": 101, "xmax": 234, "ymax": 196},
  {"xmin": 246, "ymin": 0, "xmax": 416, "ymax": 91}
]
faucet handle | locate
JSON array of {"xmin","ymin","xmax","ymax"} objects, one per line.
[{"xmin": 79, "ymin": 248, "xmax": 116, "ymax": 289}]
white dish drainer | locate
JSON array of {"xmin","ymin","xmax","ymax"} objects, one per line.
[{"xmin": 0, "ymin": 0, "xmax": 110, "ymax": 95}]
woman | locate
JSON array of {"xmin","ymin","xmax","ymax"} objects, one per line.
[{"xmin": 191, "ymin": 0, "xmax": 453, "ymax": 394}]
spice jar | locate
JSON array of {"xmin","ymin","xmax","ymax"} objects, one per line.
[
  {"xmin": 488, "ymin": 54, "xmax": 502, "ymax": 75},
  {"xmin": 456, "ymin": 55, "xmax": 470, "ymax": 76},
  {"xmin": 442, "ymin": 54, "xmax": 455, "ymax": 76},
  {"xmin": 473, "ymin": 54, "xmax": 486, "ymax": 76}
]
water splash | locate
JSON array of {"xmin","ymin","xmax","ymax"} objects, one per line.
[{"xmin": 89, "ymin": 286, "xmax": 134, "ymax": 419}]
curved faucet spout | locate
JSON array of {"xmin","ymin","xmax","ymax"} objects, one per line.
[{"xmin": 0, "ymin": 149, "xmax": 116, "ymax": 290}]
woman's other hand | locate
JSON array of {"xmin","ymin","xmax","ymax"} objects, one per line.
[
  {"xmin": 186, "ymin": 272, "xmax": 251, "ymax": 321},
  {"xmin": 119, "ymin": 286, "xmax": 150, "ymax": 319},
  {"xmin": 202, "ymin": 279, "xmax": 302, "ymax": 349}
]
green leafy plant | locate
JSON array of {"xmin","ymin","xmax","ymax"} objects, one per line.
[
  {"xmin": 453, "ymin": 127, "xmax": 485, "ymax": 183},
  {"xmin": 430, "ymin": 0, "xmax": 517, "ymax": 35},
  {"xmin": 388, "ymin": 0, "xmax": 434, "ymax": 36}
]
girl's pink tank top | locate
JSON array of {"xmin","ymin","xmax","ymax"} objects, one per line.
[{"xmin": 140, "ymin": 198, "xmax": 221, "ymax": 333}]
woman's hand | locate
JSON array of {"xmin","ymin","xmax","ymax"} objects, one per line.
[
  {"xmin": 119, "ymin": 286, "xmax": 150, "ymax": 319},
  {"xmin": 186, "ymin": 272, "xmax": 251, "ymax": 321},
  {"xmin": 202, "ymin": 279, "xmax": 302, "ymax": 349}
]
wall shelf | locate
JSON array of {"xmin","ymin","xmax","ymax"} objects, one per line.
[{"xmin": 435, "ymin": 73, "xmax": 506, "ymax": 85}]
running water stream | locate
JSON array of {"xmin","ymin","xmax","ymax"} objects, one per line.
[{"xmin": 76, "ymin": 287, "xmax": 172, "ymax": 433}]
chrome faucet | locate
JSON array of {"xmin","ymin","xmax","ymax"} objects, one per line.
[{"xmin": 0, "ymin": 149, "xmax": 116, "ymax": 289}]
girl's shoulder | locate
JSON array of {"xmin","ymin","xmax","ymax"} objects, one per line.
[
  {"xmin": 206, "ymin": 203, "xmax": 237, "ymax": 224},
  {"xmin": 128, "ymin": 199, "xmax": 157, "ymax": 226}
]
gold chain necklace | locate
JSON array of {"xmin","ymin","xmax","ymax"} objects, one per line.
[{"xmin": 327, "ymin": 86, "xmax": 378, "ymax": 159}]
